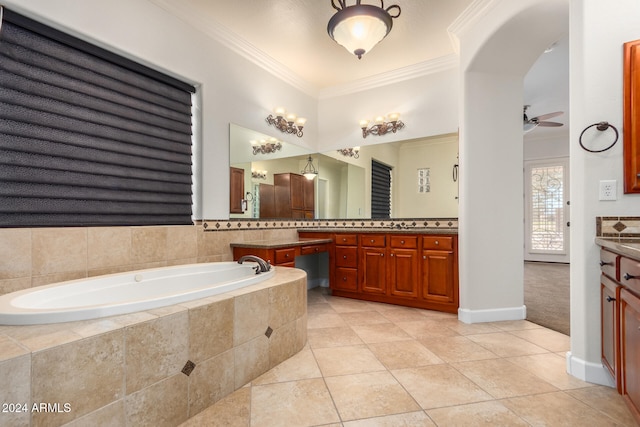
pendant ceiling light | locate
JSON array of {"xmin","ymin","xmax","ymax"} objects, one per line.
[{"xmin": 327, "ymin": 0, "xmax": 401, "ymax": 59}]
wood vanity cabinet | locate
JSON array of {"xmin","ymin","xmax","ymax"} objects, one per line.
[
  {"xmin": 274, "ymin": 173, "xmax": 314, "ymax": 218},
  {"xmin": 300, "ymin": 231, "xmax": 458, "ymax": 313},
  {"xmin": 598, "ymin": 246, "xmax": 640, "ymax": 422},
  {"xmin": 229, "ymin": 167, "xmax": 245, "ymax": 214}
]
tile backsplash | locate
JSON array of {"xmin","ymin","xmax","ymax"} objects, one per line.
[{"xmin": 596, "ymin": 216, "xmax": 640, "ymax": 239}]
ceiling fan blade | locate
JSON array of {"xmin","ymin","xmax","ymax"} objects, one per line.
[
  {"xmin": 532, "ymin": 111, "xmax": 563, "ymax": 121},
  {"xmin": 537, "ymin": 121, "xmax": 563, "ymax": 127}
]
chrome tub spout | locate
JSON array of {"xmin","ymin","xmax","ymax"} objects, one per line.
[{"xmin": 237, "ymin": 255, "xmax": 271, "ymax": 274}]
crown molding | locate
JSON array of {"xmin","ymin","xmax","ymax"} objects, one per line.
[
  {"xmin": 318, "ymin": 54, "xmax": 459, "ymax": 99},
  {"xmin": 149, "ymin": 0, "xmax": 320, "ymax": 97},
  {"xmin": 447, "ymin": 0, "xmax": 498, "ymax": 53}
]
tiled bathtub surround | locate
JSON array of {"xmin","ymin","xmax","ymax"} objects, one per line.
[
  {"xmin": 597, "ymin": 216, "xmax": 640, "ymax": 240},
  {"xmin": 0, "ymin": 267, "xmax": 307, "ymax": 427}
]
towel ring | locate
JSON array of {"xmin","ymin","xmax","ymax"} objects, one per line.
[{"xmin": 579, "ymin": 121, "xmax": 619, "ymax": 153}]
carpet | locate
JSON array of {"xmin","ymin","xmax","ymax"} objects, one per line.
[{"xmin": 524, "ymin": 261, "xmax": 570, "ymax": 336}]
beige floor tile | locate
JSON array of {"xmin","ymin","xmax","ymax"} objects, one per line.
[
  {"xmin": 419, "ymin": 335, "xmax": 499, "ymax": 363},
  {"xmin": 392, "ymin": 365, "xmax": 493, "ymax": 409},
  {"xmin": 325, "ymin": 371, "xmax": 421, "ymax": 421},
  {"xmin": 313, "ymin": 344, "xmax": 386, "ymax": 377},
  {"xmin": 307, "ymin": 326, "xmax": 363, "ymax": 348},
  {"xmin": 307, "ymin": 311, "xmax": 348, "ymax": 329},
  {"xmin": 436, "ymin": 318, "xmax": 502, "ymax": 335},
  {"xmin": 252, "ymin": 346, "xmax": 321, "ymax": 385},
  {"xmin": 427, "ymin": 401, "xmax": 529, "ymax": 426},
  {"xmin": 566, "ymin": 386, "xmax": 638, "ymax": 426},
  {"xmin": 507, "ymin": 353, "xmax": 593, "ymax": 390},
  {"xmin": 452, "ymin": 358, "xmax": 558, "ymax": 399},
  {"xmin": 488, "ymin": 319, "xmax": 543, "ymax": 331},
  {"xmin": 307, "ymin": 290, "xmax": 329, "ymax": 305},
  {"xmin": 395, "ymin": 319, "xmax": 460, "ymax": 339},
  {"xmin": 181, "ymin": 386, "xmax": 250, "ymax": 426},
  {"xmin": 466, "ymin": 332, "xmax": 549, "ymax": 357},
  {"xmin": 340, "ymin": 310, "xmax": 391, "ymax": 325},
  {"xmin": 379, "ymin": 306, "xmax": 430, "ymax": 323},
  {"xmin": 509, "ymin": 327, "xmax": 571, "ymax": 352},
  {"xmin": 503, "ymin": 391, "xmax": 621, "ymax": 426},
  {"xmin": 251, "ymin": 378, "xmax": 340, "ymax": 427},
  {"xmin": 368, "ymin": 339, "xmax": 444, "ymax": 370},
  {"xmin": 343, "ymin": 411, "xmax": 436, "ymax": 426},
  {"xmin": 326, "ymin": 297, "xmax": 375, "ymax": 313},
  {"xmin": 351, "ymin": 323, "xmax": 413, "ymax": 343}
]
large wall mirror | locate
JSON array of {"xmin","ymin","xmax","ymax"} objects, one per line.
[{"xmin": 229, "ymin": 123, "xmax": 459, "ymax": 219}]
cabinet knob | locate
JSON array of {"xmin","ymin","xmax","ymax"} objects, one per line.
[
  {"xmin": 343, "ymin": 255, "xmax": 347, "ymax": 259},
  {"xmin": 371, "ymin": 239, "xmax": 375, "ymax": 243},
  {"xmin": 401, "ymin": 240, "xmax": 405, "ymax": 244},
  {"xmin": 390, "ymin": 253, "xmax": 394, "ymax": 257},
  {"xmin": 435, "ymin": 241, "xmax": 439, "ymax": 245},
  {"xmin": 285, "ymin": 254, "xmax": 290, "ymax": 258},
  {"xmin": 343, "ymin": 277, "xmax": 347, "ymax": 281},
  {"xmin": 600, "ymin": 261, "xmax": 613, "ymax": 267},
  {"xmin": 380, "ymin": 253, "xmax": 384, "ymax": 257},
  {"xmin": 606, "ymin": 296, "xmax": 616, "ymax": 302},
  {"xmin": 342, "ymin": 238, "xmax": 347, "ymax": 242},
  {"xmin": 315, "ymin": 247, "xmax": 319, "ymax": 252},
  {"xmin": 624, "ymin": 272, "xmax": 638, "ymax": 281},
  {"xmin": 423, "ymin": 255, "xmax": 426, "ymax": 259}
]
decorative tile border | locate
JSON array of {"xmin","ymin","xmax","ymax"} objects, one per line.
[
  {"xmin": 203, "ymin": 218, "xmax": 458, "ymax": 232},
  {"xmin": 596, "ymin": 216, "xmax": 640, "ymax": 240}
]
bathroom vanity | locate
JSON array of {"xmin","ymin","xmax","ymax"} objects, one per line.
[{"xmin": 596, "ymin": 237, "xmax": 640, "ymax": 423}]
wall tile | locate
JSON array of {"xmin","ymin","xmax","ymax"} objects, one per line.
[
  {"xmin": 234, "ymin": 288, "xmax": 269, "ymax": 346},
  {"xmin": 64, "ymin": 400, "xmax": 126, "ymax": 427},
  {"xmin": 269, "ymin": 320, "xmax": 299, "ymax": 369},
  {"xmin": 0, "ymin": 277, "xmax": 31, "ymax": 296},
  {"xmin": 87, "ymin": 227, "xmax": 131, "ymax": 270},
  {"xmin": 188, "ymin": 349, "xmax": 235, "ymax": 416},
  {"xmin": 0, "ymin": 354, "xmax": 30, "ymax": 427},
  {"xmin": 234, "ymin": 335, "xmax": 269, "ymax": 389},
  {"xmin": 131, "ymin": 227, "xmax": 167, "ymax": 264},
  {"xmin": 31, "ymin": 330, "xmax": 125, "ymax": 426},
  {"xmin": 32, "ymin": 228, "xmax": 87, "ymax": 276},
  {"xmin": 269, "ymin": 280, "xmax": 305, "ymax": 329},
  {"xmin": 125, "ymin": 374, "xmax": 188, "ymax": 427},
  {"xmin": 188, "ymin": 297, "xmax": 234, "ymax": 363},
  {"xmin": 0, "ymin": 228, "xmax": 31, "ymax": 280},
  {"xmin": 166, "ymin": 226, "xmax": 198, "ymax": 261},
  {"xmin": 125, "ymin": 311, "xmax": 189, "ymax": 394}
]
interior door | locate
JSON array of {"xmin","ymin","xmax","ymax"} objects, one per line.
[{"xmin": 524, "ymin": 158, "xmax": 570, "ymax": 263}]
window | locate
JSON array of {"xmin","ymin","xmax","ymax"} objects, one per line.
[
  {"xmin": 0, "ymin": 8, "xmax": 196, "ymax": 227},
  {"xmin": 371, "ymin": 160, "xmax": 392, "ymax": 218}
]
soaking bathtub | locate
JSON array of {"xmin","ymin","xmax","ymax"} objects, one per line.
[{"xmin": 0, "ymin": 261, "xmax": 275, "ymax": 325}]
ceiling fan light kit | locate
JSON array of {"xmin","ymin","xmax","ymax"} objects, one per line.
[
  {"xmin": 523, "ymin": 105, "xmax": 564, "ymax": 133},
  {"xmin": 328, "ymin": 0, "xmax": 401, "ymax": 59}
]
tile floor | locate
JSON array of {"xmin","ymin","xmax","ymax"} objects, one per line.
[{"xmin": 181, "ymin": 288, "xmax": 637, "ymax": 426}]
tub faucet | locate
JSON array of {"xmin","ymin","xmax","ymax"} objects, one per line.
[{"xmin": 237, "ymin": 255, "xmax": 271, "ymax": 274}]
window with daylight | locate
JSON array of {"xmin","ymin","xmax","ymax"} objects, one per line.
[
  {"xmin": 371, "ymin": 159, "xmax": 392, "ymax": 219},
  {"xmin": 0, "ymin": 8, "xmax": 196, "ymax": 227},
  {"xmin": 530, "ymin": 165, "xmax": 565, "ymax": 252}
]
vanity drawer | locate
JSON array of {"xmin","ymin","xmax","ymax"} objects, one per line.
[
  {"xmin": 423, "ymin": 236, "xmax": 453, "ymax": 251},
  {"xmin": 361, "ymin": 235, "xmax": 386, "ymax": 247},
  {"xmin": 335, "ymin": 234, "xmax": 358, "ymax": 246},
  {"xmin": 335, "ymin": 267, "xmax": 358, "ymax": 292},
  {"xmin": 620, "ymin": 256, "xmax": 640, "ymax": 295},
  {"xmin": 301, "ymin": 244, "xmax": 327, "ymax": 255},
  {"xmin": 274, "ymin": 248, "xmax": 296, "ymax": 264},
  {"xmin": 600, "ymin": 249, "xmax": 619, "ymax": 281},
  {"xmin": 390, "ymin": 235, "xmax": 418, "ymax": 249},
  {"xmin": 335, "ymin": 246, "xmax": 357, "ymax": 267}
]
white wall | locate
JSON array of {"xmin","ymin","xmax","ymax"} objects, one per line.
[{"xmin": 569, "ymin": 0, "xmax": 640, "ymax": 383}]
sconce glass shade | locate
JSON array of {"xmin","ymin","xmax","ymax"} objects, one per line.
[{"xmin": 328, "ymin": 3, "xmax": 399, "ymax": 59}]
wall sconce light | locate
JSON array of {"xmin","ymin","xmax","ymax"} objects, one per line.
[
  {"xmin": 266, "ymin": 107, "xmax": 307, "ymax": 137},
  {"xmin": 252, "ymin": 170, "xmax": 267, "ymax": 180},
  {"xmin": 337, "ymin": 147, "xmax": 360, "ymax": 158},
  {"xmin": 251, "ymin": 138, "xmax": 282, "ymax": 155},
  {"xmin": 360, "ymin": 113, "xmax": 405, "ymax": 138},
  {"xmin": 301, "ymin": 156, "xmax": 318, "ymax": 180}
]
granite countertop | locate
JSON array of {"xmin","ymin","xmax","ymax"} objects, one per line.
[
  {"xmin": 595, "ymin": 237, "xmax": 640, "ymax": 260},
  {"xmin": 230, "ymin": 237, "xmax": 333, "ymax": 249},
  {"xmin": 299, "ymin": 228, "xmax": 458, "ymax": 235}
]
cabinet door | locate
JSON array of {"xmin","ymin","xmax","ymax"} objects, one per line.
[
  {"xmin": 304, "ymin": 177, "xmax": 315, "ymax": 211},
  {"xmin": 621, "ymin": 288, "xmax": 640, "ymax": 419},
  {"xmin": 421, "ymin": 250, "xmax": 455, "ymax": 303},
  {"xmin": 334, "ymin": 267, "xmax": 358, "ymax": 292},
  {"xmin": 230, "ymin": 167, "xmax": 245, "ymax": 214},
  {"xmin": 388, "ymin": 248, "xmax": 419, "ymax": 299},
  {"xmin": 601, "ymin": 274, "xmax": 620, "ymax": 391},
  {"xmin": 360, "ymin": 247, "xmax": 386, "ymax": 294},
  {"xmin": 290, "ymin": 173, "xmax": 305, "ymax": 210}
]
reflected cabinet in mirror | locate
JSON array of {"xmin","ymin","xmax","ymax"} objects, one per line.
[
  {"xmin": 229, "ymin": 123, "xmax": 459, "ymax": 219},
  {"xmin": 624, "ymin": 39, "xmax": 640, "ymax": 193}
]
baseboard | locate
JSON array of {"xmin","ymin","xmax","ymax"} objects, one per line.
[
  {"xmin": 565, "ymin": 351, "xmax": 616, "ymax": 387},
  {"xmin": 458, "ymin": 305, "xmax": 527, "ymax": 324}
]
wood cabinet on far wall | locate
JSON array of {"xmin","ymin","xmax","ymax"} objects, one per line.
[
  {"xmin": 274, "ymin": 173, "xmax": 314, "ymax": 218},
  {"xmin": 299, "ymin": 231, "xmax": 458, "ymax": 313},
  {"xmin": 230, "ymin": 167, "xmax": 245, "ymax": 214}
]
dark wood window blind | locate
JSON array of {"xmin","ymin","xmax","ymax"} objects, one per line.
[
  {"xmin": 0, "ymin": 8, "xmax": 196, "ymax": 227},
  {"xmin": 371, "ymin": 159, "xmax": 392, "ymax": 219}
]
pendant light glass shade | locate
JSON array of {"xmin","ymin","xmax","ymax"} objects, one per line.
[{"xmin": 328, "ymin": 3, "xmax": 399, "ymax": 59}]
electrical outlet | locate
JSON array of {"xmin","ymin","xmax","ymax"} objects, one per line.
[{"xmin": 599, "ymin": 180, "xmax": 617, "ymax": 201}]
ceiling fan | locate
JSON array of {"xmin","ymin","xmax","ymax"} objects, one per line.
[{"xmin": 523, "ymin": 105, "xmax": 564, "ymax": 133}]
